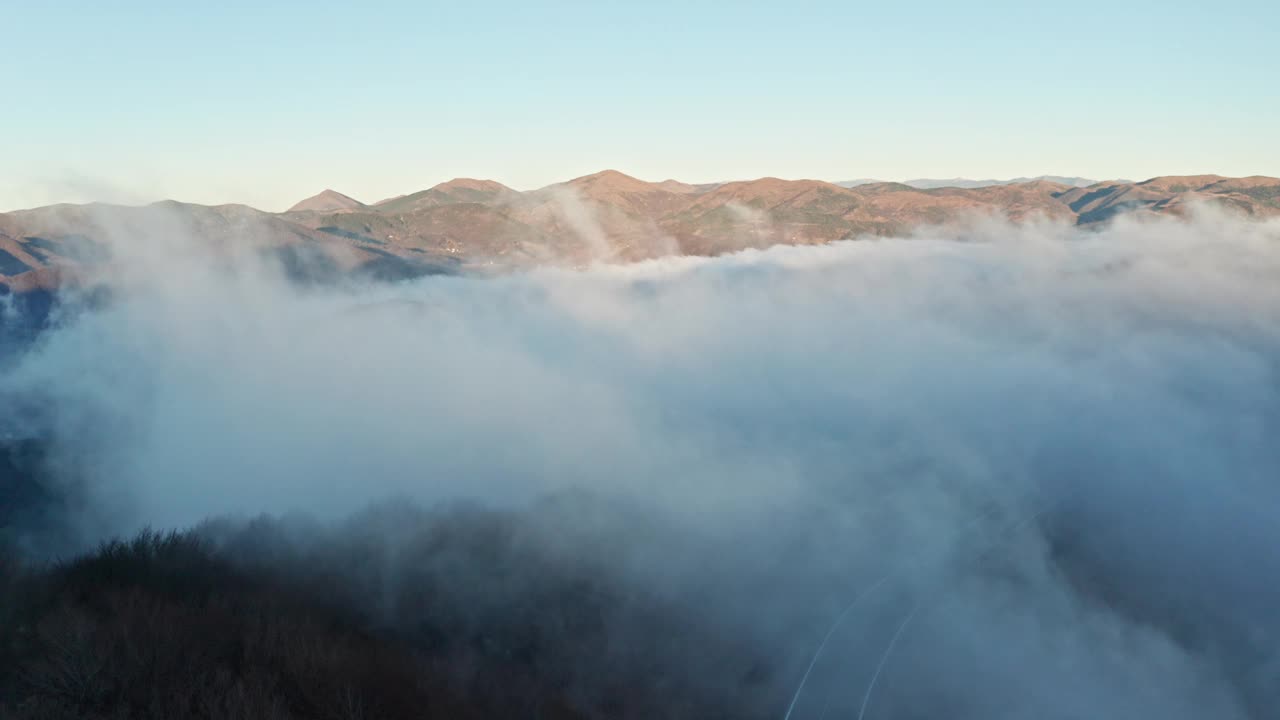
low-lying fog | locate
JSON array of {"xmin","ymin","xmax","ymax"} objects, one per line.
[{"xmin": 3, "ymin": 206, "xmax": 1279, "ymax": 718}]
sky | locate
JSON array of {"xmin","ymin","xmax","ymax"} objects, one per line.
[{"xmin": 3, "ymin": 0, "xmax": 1278, "ymax": 211}]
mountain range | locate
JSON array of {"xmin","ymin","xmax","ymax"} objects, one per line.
[
  {"xmin": 838, "ymin": 176, "xmax": 1105, "ymax": 190},
  {"xmin": 3, "ymin": 172, "xmax": 1279, "ymax": 296}
]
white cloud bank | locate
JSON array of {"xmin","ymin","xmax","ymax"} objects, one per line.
[{"xmin": 3, "ymin": 206, "xmax": 1280, "ymax": 718}]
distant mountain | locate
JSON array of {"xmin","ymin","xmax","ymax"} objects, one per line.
[
  {"xmin": 4, "ymin": 173, "xmax": 1278, "ymax": 295},
  {"xmin": 906, "ymin": 176, "xmax": 1100, "ymax": 190},
  {"xmin": 839, "ymin": 176, "xmax": 1101, "ymax": 190},
  {"xmin": 372, "ymin": 179, "xmax": 520, "ymax": 214},
  {"xmin": 530, "ymin": 169, "xmax": 703, "ymax": 219},
  {"xmin": 286, "ymin": 189, "xmax": 366, "ymax": 213},
  {"xmin": 1053, "ymin": 175, "xmax": 1280, "ymax": 225},
  {"xmin": 837, "ymin": 178, "xmax": 883, "ymax": 188}
]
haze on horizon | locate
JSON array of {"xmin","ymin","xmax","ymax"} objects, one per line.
[{"xmin": 4, "ymin": 0, "xmax": 1278, "ymax": 212}]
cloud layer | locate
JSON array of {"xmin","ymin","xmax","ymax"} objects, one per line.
[{"xmin": 4, "ymin": 207, "xmax": 1279, "ymax": 718}]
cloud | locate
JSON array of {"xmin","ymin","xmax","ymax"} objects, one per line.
[
  {"xmin": 546, "ymin": 186, "xmax": 617, "ymax": 262},
  {"xmin": 2, "ymin": 205, "xmax": 1279, "ymax": 717},
  {"xmin": 724, "ymin": 200, "xmax": 776, "ymax": 247}
]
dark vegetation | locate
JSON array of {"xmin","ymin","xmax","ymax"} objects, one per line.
[
  {"xmin": 0, "ymin": 466, "xmax": 778, "ymax": 719},
  {"xmin": 1239, "ymin": 185, "xmax": 1280, "ymax": 207},
  {"xmin": 0, "ymin": 289, "xmax": 55, "ymax": 364},
  {"xmin": 0, "ymin": 440, "xmax": 64, "ymax": 539}
]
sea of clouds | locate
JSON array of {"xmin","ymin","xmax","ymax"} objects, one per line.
[{"xmin": 3, "ymin": 205, "xmax": 1279, "ymax": 718}]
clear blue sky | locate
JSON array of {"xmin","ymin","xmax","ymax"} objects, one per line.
[{"xmin": 4, "ymin": 0, "xmax": 1277, "ymax": 211}]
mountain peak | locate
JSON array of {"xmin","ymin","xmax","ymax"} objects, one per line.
[
  {"xmin": 577, "ymin": 169, "xmax": 636, "ymax": 181},
  {"xmin": 565, "ymin": 170, "xmax": 658, "ymax": 193},
  {"xmin": 655, "ymin": 179, "xmax": 703, "ymax": 194},
  {"xmin": 430, "ymin": 178, "xmax": 514, "ymax": 194},
  {"xmin": 287, "ymin": 189, "xmax": 365, "ymax": 213}
]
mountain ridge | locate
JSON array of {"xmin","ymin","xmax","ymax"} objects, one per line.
[
  {"xmin": 3, "ymin": 172, "xmax": 1278, "ymax": 294},
  {"xmin": 839, "ymin": 175, "xmax": 1104, "ymax": 190}
]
